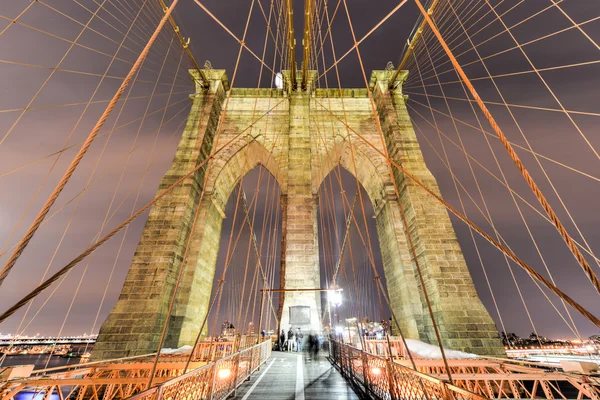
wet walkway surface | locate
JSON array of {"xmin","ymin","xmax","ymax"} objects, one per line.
[{"xmin": 234, "ymin": 350, "xmax": 359, "ymax": 400}]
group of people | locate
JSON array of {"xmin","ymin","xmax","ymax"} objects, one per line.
[
  {"xmin": 279, "ymin": 327, "xmax": 303, "ymax": 352},
  {"xmin": 278, "ymin": 327, "xmax": 322, "ymax": 359}
]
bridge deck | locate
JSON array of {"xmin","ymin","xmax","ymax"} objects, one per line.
[{"xmin": 234, "ymin": 350, "xmax": 358, "ymax": 400}]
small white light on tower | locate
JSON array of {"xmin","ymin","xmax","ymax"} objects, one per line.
[{"xmin": 275, "ymin": 72, "xmax": 283, "ymax": 89}]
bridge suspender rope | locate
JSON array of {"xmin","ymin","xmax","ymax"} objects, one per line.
[
  {"xmin": 0, "ymin": 99, "xmax": 285, "ymax": 325},
  {"xmin": 157, "ymin": 0, "xmax": 210, "ymax": 88},
  {"xmin": 309, "ymin": 2, "xmax": 600, "ymax": 338},
  {"xmin": 309, "ymin": 7, "xmax": 423, "ymax": 374},
  {"xmin": 411, "ymin": 0, "xmax": 600, "ymax": 296},
  {"xmin": 301, "ymin": 0, "xmax": 313, "ymax": 89},
  {"xmin": 0, "ymin": 0, "xmax": 593, "ymax": 372},
  {"xmin": 338, "ymin": 0, "xmax": 455, "ymax": 381},
  {"xmin": 302, "ymin": 0, "xmax": 373, "ymax": 353},
  {"xmin": 306, "ymin": 0, "xmax": 600, "ymax": 332},
  {"xmin": 389, "ymin": 0, "xmax": 440, "ymax": 86},
  {"xmin": 286, "ymin": 0, "xmax": 297, "ymax": 89},
  {"xmin": 182, "ymin": 0, "xmax": 289, "ymax": 372},
  {"xmin": 313, "ymin": 0, "xmax": 371, "ymax": 340},
  {"xmin": 312, "ymin": 97, "xmax": 600, "ymax": 330},
  {"xmin": 0, "ymin": 0, "xmax": 181, "ymax": 288},
  {"xmin": 311, "ymin": 0, "xmax": 424, "ymax": 374},
  {"xmin": 407, "ymin": 64, "xmax": 584, "ymax": 340},
  {"xmin": 0, "ymin": 0, "xmax": 292, "ymax": 333},
  {"xmin": 409, "ymin": 19, "xmax": 593, "ymax": 343},
  {"xmin": 328, "ymin": 190, "xmax": 358, "ymax": 288},
  {"xmin": 146, "ymin": 0, "xmax": 281, "ymax": 387},
  {"xmin": 409, "ymin": 37, "xmax": 567, "ymax": 352}
]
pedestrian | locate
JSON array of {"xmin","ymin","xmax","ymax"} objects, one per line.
[
  {"xmin": 279, "ymin": 330, "xmax": 285, "ymax": 351},
  {"xmin": 296, "ymin": 328, "xmax": 304, "ymax": 352},
  {"xmin": 287, "ymin": 327, "xmax": 294, "ymax": 352},
  {"xmin": 307, "ymin": 333, "xmax": 319, "ymax": 360}
]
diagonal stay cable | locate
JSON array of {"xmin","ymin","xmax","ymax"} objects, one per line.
[
  {"xmin": 191, "ymin": 0, "xmax": 275, "ymax": 75},
  {"xmin": 412, "ymin": 0, "xmax": 600, "ymax": 296},
  {"xmin": 317, "ymin": 0, "xmax": 409, "ymax": 80},
  {"xmin": 409, "ymin": 114, "xmax": 583, "ymax": 339},
  {"xmin": 0, "ymin": 0, "xmax": 180, "ymax": 288},
  {"xmin": 340, "ymin": 0, "xmax": 455, "ymax": 379},
  {"xmin": 0, "ymin": 98, "xmax": 285, "ymax": 325},
  {"xmin": 406, "ymin": 100, "xmax": 600, "ymax": 265},
  {"xmin": 406, "ymin": 95, "xmax": 600, "ymax": 184},
  {"xmin": 313, "ymin": 96, "xmax": 600, "ymax": 329}
]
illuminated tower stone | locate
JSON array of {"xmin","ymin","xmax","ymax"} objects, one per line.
[{"xmin": 92, "ymin": 68, "xmax": 505, "ymax": 360}]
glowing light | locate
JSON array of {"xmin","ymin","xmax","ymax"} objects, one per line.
[
  {"xmin": 371, "ymin": 367, "xmax": 382, "ymax": 375},
  {"xmin": 217, "ymin": 368, "xmax": 231, "ymax": 380},
  {"xmin": 335, "ymin": 326, "xmax": 344, "ymax": 334},
  {"xmin": 328, "ymin": 289, "xmax": 342, "ymax": 307},
  {"xmin": 275, "ymin": 72, "xmax": 283, "ymax": 89}
]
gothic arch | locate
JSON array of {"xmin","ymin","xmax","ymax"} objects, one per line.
[
  {"xmin": 313, "ymin": 138, "xmax": 390, "ymax": 212},
  {"xmin": 208, "ymin": 135, "xmax": 285, "ymax": 211},
  {"xmin": 168, "ymin": 137, "xmax": 285, "ymax": 347}
]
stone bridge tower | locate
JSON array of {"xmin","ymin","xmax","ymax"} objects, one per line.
[{"xmin": 92, "ymin": 67, "xmax": 505, "ymax": 360}]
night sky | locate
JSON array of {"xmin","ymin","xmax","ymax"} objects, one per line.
[{"xmin": 0, "ymin": 0, "xmax": 599, "ymax": 341}]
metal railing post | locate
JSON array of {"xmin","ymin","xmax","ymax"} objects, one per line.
[
  {"xmin": 208, "ymin": 362, "xmax": 219, "ymax": 400},
  {"xmin": 249, "ymin": 346, "xmax": 255, "ymax": 376},
  {"xmin": 361, "ymin": 350, "xmax": 371, "ymax": 396},
  {"xmin": 385, "ymin": 358, "xmax": 397, "ymax": 400},
  {"xmin": 155, "ymin": 385, "xmax": 165, "ymax": 400},
  {"xmin": 232, "ymin": 352, "xmax": 241, "ymax": 395},
  {"xmin": 346, "ymin": 347, "xmax": 354, "ymax": 383}
]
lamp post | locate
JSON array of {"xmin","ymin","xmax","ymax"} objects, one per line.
[{"xmin": 328, "ymin": 285, "xmax": 343, "ymax": 341}]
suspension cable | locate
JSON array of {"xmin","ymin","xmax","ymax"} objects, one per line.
[
  {"xmin": 412, "ymin": 0, "xmax": 600, "ymax": 295},
  {"xmin": 0, "ymin": 0, "xmax": 181, "ymax": 287}
]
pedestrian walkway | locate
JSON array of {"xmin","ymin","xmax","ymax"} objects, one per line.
[{"xmin": 234, "ymin": 350, "xmax": 359, "ymax": 400}]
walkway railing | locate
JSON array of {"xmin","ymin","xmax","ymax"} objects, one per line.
[
  {"xmin": 191, "ymin": 334, "xmax": 262, "ymax": 361},
  {"xmin": 362, "ymin": 336, "xmax": 406, "ymax": 358},
  {"xmin": 0, "ymin": 339, "xmax": 271, "ymax": 399},
  {"xmin": 333, "ymin": 340, "xmax": 600, "ymax": 399},
  {"xmin": 128, "ymin": 339, "xmax": 271, "ymax": 400},
  {"xmin": 331, "ymin": 340, "xmax": 491, "ymax": 400}
]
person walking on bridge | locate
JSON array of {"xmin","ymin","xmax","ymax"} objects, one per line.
[
  {"xmin": 296, "ymin": 328, "xmax": 304, "ymax": 352},
  {"xmin": 279, "ymin": 329, "xmax": 285, "ymax": 351},
  {"xmin": 287, "ymin": 327, "xmax": 294, "ymax": 352}
]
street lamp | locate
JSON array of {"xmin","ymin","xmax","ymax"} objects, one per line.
[
  {"xmin": 328, "ymin": 287, "xmax": 342, "ymax": 308},
  {"xmin": 328, "ymin": 286, "xmax": 343, "ymax": 340}
]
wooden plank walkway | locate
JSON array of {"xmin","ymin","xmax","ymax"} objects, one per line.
[{"xmin": 234, "ymin": 350, "xmax": 359, "ymax": 400}]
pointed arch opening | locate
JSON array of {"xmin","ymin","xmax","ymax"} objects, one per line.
[
  {"xmin": 316, "ymin": 164, "xmax": 393, "ymax": 340},
  {"xmin": 168, "ymin": 138, "xmax": 285, "ymax": 346}
]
